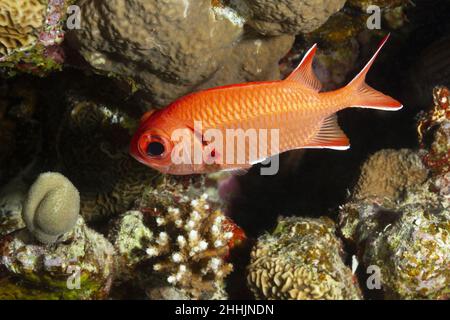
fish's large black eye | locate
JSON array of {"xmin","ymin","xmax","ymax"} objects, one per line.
[{"xmin": 147, "ymin": 141, "xmax": 165, "ymax": 157}]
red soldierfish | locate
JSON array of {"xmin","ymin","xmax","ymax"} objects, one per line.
[{"xmin": 130, "ymin": 35, "xmax": 402, "ymax": 175}]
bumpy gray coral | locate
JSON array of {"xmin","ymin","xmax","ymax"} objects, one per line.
[
  {"xmin": 247, "ymin": 216, "xmax": 362, "ymax": 300},
  {"xmin": 232, "ymin": 0, "xmax": 347, "ymax": 36},
  {"xmin": 66, "ymin": 0, "xmax": 294, "ymax": 107},
  {"xmin": 22, "ymin": 172, "xmax": 80, "ymax": 244}
]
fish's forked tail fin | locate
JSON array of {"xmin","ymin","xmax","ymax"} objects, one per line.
[{"xmin": 346, "ymin": 34, "xmax": 403, "ymax": 111}]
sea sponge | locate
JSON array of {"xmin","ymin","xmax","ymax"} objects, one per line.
[
  {"xmin": 353, "ymin": 149, "xmax": 429, "ymax": 201},
  {"xmin": 247, "ymin": 216, "xmax": 362, "ymax": 300},
  {"xmin": 0, "ymin": 0, "xmax": 47, "ymax": 56},
  {"xmin": 22, "ymin": 172, "xmax": 80, "ymax": 244}
]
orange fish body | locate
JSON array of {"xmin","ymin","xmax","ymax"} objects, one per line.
[{"xmin": 130, "ymin": 35, "xmax": 402, "ymax": 175}]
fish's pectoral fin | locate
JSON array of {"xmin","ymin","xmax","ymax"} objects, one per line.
[
  {"xmin": 222, "ymin": 167, "xmax": 250, "ymax": 176},
  {"xmin": 285, "ymin": 44, "xmax": 322, "ymax": 92},
  {"xmin": 303, "ymin": 114, "xmax": 350, "ymax": 150}
]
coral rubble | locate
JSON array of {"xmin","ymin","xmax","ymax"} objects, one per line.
[{"xmin": 247, "ymin": 216, "xmax": 362, "ymax": 300}]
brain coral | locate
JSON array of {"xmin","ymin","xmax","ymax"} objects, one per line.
[
  {"xmin": 0, "ymin": 0, "xmax": 47, "ymax": 56},
  {"xmin": 247, "ymin": 216, "xmax": 362, "ymax": 300}
]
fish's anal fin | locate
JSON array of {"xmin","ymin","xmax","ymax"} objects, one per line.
[
  {"xmin": 304, "ymin": 114, "xmax": 350, "ymax": 150},
  {"xmin": 285, "ymin": 44, "xmax": 322, "ymax": 92}
]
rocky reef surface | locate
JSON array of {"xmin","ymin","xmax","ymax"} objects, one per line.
[
  {"xmin": 339, "ymin": 87, "xmax": 450, "ymax": 299},
  {"xmin": 0, "ymin": 0, "xmax": 449, "ymax": 301}
]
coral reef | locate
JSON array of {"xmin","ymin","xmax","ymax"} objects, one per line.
[
  {"xmin": 352, "ymin": 149, "xmax": 429, "ymax": 201},
  {"xmin": 231, "ymin": 0, "xmax": 347, "ymax": 36},
  {"xmin": 53, "ymin": 97, "xmax": 157, "ymax": 222},
  {"xmin": 22, "ymin": 172, "xmax": 80, "ymax": 244},
  {"xmin": 108, "ymin": 210, "xmax": 153, "ymax": 280},
  {"xmin": 339, "ymin": 87, "xmax": 450, "ymax": 299},
  {"xmin": 339, "ymin": 183, "xmax": 450, "ymax": 299},
  {"xmin": 0, "ymin": 0, "xmax": 47, "ymax": 57},
  {"xmin": 247, "ymin": 216, "xmax": 362, "ymax": 300},
  {"xmin": 66, "ymin": 0, "xmax": 294, "ymax": 107},
  {"xmin": 0, "ymin": 217, "xmax": 115, "ymax": 299},
  {"xmin": 0, "ymin": 0, "xmax": 71, "ymax": 76},
  {"xmin": 110, "ymin": 177, "xmax": 244, "ymax": 299}
]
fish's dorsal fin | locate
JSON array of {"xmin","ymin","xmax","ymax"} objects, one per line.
[
  {"xmin": 140, "ymin": 110, "xmax": 157, "ymax": 124},
  {"xmin": 303, "ymin": 114, "xmax": 350, "ymax": 150},
  {"xmin": 285, "ymin": 44, "xmax": 322, "ymax": 92}
]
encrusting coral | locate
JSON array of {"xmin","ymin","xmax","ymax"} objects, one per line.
[
  {"xmin": 22, "ymin": 172, "xmax": 80, "ymax": 244},
  {"xmin": 247, "ymin": 216, "xmax": 362, "ymax": 300},
  {"xmin": 352, "ymin": 149, "xmax": 429, "ymax": 201},
  {"xmin": 339, "ymin": 183, "xmax": 450, "ymax": 299},
  {"xmin": 0, "ymin": 217, "xmax": 116, "ymax": 299},
  {"xmin": 231, "ymin": 0, "xmax": 347, "ymax": 36}
]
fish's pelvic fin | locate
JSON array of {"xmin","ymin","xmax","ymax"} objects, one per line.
[
  {"xmin": 285, "ymin": 44, "xmax": 322, "ymax": 92},
  {"xmin": 304, "ymin": 114, "xmax": 350, "ymax": 150},
  {"xmin": 347, "ymin": 34, "xmax": 403, "ymax": 111}
]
